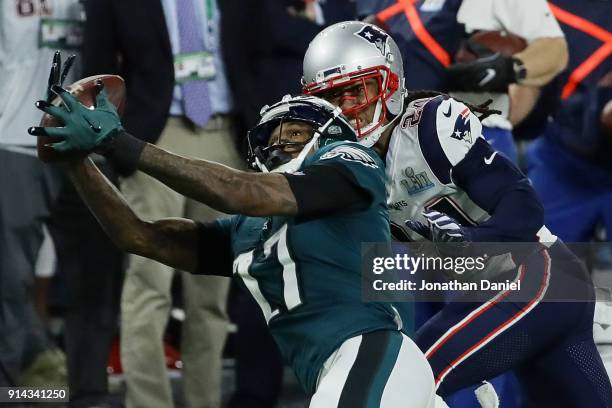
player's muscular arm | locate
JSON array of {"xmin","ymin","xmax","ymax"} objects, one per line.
[
  {"xmin": 68, "ymin": 158, "xmax": 201, "ymax": 272},
  {"xmin": 509, "ymin": 38, "xmax": 567, "ymax": 125},
  {"xmin": 30, "ymin": 85, "xmax": 298, "ymax": 217},
  {"xmin": 137, "ymin": 143, "xmax": 298, "ymax": 217},
  {"xmin": 514, "ymin": 37, "xmax": 568, "ymax": 86}
]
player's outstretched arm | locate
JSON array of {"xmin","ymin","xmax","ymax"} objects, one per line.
[
  {"xmin": 68, "ymin": 158, "xmax": 202, "ymax": 272},
  {"xmin": 30, "ymin": 84, "xmax": 299, "ymax": 218},
  {"xmin": 137, "ymin": 143, "xmax": 298, "ymax": 217}
]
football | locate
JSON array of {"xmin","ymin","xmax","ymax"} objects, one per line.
[
  {"xmin": 37, "ymin": 74, "xmax": 126, "ymax": 162},
  {"xmin": 454, "ymin": 31, "xmax": 528, "ymax": 63}
]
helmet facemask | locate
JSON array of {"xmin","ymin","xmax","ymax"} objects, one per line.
[
  {"xmin": 254, "ymin": 120, "xmax": 316, "ymax": 173},
  {"xmin": 304, "ymin": 66, "xmax": 400, "ymax": 148},
  {"xmin": 247, "ymin": 95, "xmax": 353, "ymax": 173}
]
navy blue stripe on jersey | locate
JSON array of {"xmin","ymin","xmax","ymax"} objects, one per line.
[
  {"xmin": 194, "ymin": 221, "xmax": 233, "ymax": 277},
  {"xmin": 417, "ymin": 96, "xmax": 452, "ymax": 185},
  {"xmin": 453, "ymin": 138, "xmax": 544, "ymax": 242}
]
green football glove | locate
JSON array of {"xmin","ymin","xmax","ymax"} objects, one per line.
[
  {"xmin": 46, "ymin": 50, "xmax": 76, "ymax": 103},
  {"xmin": 29, "ymin": 82, "xmax": 124, "ymax": 153}
]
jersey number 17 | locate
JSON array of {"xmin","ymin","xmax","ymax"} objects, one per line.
[{"xmin": 233, "ymin": 224, "xmax": 303, "ymax": 323}]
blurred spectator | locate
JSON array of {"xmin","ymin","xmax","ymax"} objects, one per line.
[
  {"xmin": 221, "ymin": 0, "xmax": 356, "ymax": 130},
  {"xmin": 220, "ymin": 2, "xmax": 355, "ymax": 406},
  {"xmin": 46, "ymin": 157, "xmax": 124, "ymax": 407},
  {"xmin": 526, "ymin": 0, "xmax": 610, "ymax": 242},
  {"xmin": 448, "ymin": 0, "xmax": 568, "ymax": 163},
  {"xmin": 357, "ymin": 0, "xmax": 464, "ymax": 91},
  {"xmin": 83, "ymin": 0, "xmax": 243, "ymax": 407},
  {"xmin": 0, "ymin": 0, "xmax": 77, "ymax": 389},
  {"xmin": 1, "ymin": 1, "xmax": 123, "ymax": 405},
  {"xmin": 366, "ymin": 0, "xmax": 568, "ymax": 164},
  {"xmin": 524, "ymin": 0, "xmax": 611, "ymax": 383}
]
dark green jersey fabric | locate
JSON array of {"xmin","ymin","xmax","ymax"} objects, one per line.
[{"xmin": 216, "ymin": 142, "xmax": 401, "ymax": 394}]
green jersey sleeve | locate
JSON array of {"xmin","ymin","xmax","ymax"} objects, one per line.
[{"xmin": 305, "ymin": 141, "xmax": 387, "ymax": 204}]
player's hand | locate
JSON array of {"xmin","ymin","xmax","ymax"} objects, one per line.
[
  {"xmin": 46, "ymin": 50, "xmax": 76, "ymax": 103},
  {"xmin": 405, "ymin": 210, "xmax": 470, "ymax": 243},
  {"xmin": 447, "ymin": 54, "xmax": 523, "ymax": 93},
  {"xmin": 29, "ymin": 81, "xmax": 124, "ymax": 153}
]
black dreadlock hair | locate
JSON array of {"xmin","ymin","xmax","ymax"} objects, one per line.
[{"xmin": 405, "ymin": 90, "xmax": 501, "ymax": 122}]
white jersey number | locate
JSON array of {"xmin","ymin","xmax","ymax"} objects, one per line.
[{"xmin": 233, "ymin": 224, "xmax": 302, "ymax": 323}]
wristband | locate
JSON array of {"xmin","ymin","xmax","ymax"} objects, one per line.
[
  {"xmin": 99, "ymin": 130, "xmax": 146, "ymax": 175},
  {"xmin": 513, "ymin": 58, "xmax": 527, "ymax": 83}
]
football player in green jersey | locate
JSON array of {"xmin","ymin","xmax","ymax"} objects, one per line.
[{"xmin": 30, "ymin": 86, "xmax": 444, "ymax": 407}]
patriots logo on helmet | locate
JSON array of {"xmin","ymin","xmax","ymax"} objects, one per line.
[
  {"xmin": 355, "ymin": 26, "xmax": 388, "ymax": 56},
  {"xmin": 320, "ymin": 145, "xmax": 378, "ymax": 168},
  {"xmin": 450, "ymin": 107, "xmax": 472, "ymax": 144}
]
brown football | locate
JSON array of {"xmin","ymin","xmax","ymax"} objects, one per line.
[
  {"xmin": 454, "ymin": 31, "xmax": 528, "ymax": 63},
  {"xmin": 37, "ymin": 74, "xmax": 126, "ymax": 162}
]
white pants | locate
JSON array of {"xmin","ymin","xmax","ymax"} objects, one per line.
[
  {"xmin": 594, "ymin": 293, "xmax": 612, "ymax": 383},
  {"xmin": 310, "ymin": 330, "xmax": 443, "ymax": 408}
]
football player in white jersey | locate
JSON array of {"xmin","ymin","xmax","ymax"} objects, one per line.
[{"xmin": 302, "ymin": 21, "xmax": 612, "ymax": 406}]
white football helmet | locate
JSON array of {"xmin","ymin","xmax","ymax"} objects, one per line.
[{"xmin": 302, "ymin": 21, "xmax": 406, "ymax": 147}]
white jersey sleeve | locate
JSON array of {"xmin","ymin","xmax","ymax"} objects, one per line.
[
  {"xmin": 458, "ymin": 0, "xmax": 564, "ymax": 42},
  {"xmin": 385, "ymin": 96, "xmax": 491, "ymax": 241},
  {"xmin": 431, "ymin": 97, "xmax": 484, "ymax": 166},
  {"xmin": 407, "ymin": 96, "xmax": 483, "ymax": 185}
]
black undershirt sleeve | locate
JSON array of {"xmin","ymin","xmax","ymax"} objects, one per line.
[
  {"xmin": 194, "ymin": 221, "xmax": 234, "ymax": 277},
  {"xmin": 282, "ymin": 163, "xmax": 373, "ymax": 218}
]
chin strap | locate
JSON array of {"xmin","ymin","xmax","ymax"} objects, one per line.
[
  {"xmin": 254, "ymin": 155, "xmax": 270, "ymax": 173},
  {"xmin": 357, "ymin": 77, "xmax": 406, "ymax": 147},
  {"xmin": 359, "ymin": 109, "xmax": 401, "ymax": 148}
]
